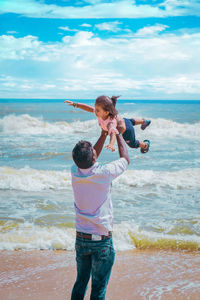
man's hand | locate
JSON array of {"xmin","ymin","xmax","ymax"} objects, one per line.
[{"xmin": 105, "ymin": 144, "xmax": 115, "ymax": 152}]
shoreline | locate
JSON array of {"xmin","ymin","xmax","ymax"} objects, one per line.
[{"xmin": 0, "ymin": 249, "xmax": 199, "ymax": 300}]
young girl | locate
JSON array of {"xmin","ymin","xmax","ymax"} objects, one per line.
[{"xmin": 64, "ymin": 95, "xmax": 151, "ymax": 153}]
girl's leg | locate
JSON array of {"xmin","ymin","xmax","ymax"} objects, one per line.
[
  {"xmin": 123, "ymin": 119, "xmax": 139, "ymax": 148},
  {"xmin": 130, "ymin": 118, "xmax": 145, "ymax": 126},
  {"xmin": 123, "ymin": 118, "xmax": 150, "ymax": 152},
  {"xmin": 130, "ymin": 118, "xmax": 151, "ymax": 130},
  {"xmin": 125, "ymin": 139, "xmax": 150, "ymax": 152}
]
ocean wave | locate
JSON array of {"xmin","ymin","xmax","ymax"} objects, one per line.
[
  {"xmin": 0, "ymin": 221, "xmax": 199, "ymax": 251},
  {"xmin": 0, "ymin": 166, "xmax": 71, "ymax": 191},
  {"xmin": 0, "ymin": 114, "xmax": 200, "ymax": 139},
  {"xmin": 0, "ymin": 221, "xmax": 75, "ymax": 251},
  {"xmin": 115, "ymin": 169, "xmax": 200, "ymax": 190},
  {"xmin": 148, "ymin": 118, "xmax": 200, "ymax": 139},
  {"xmin": 0, "ymin": 114, "xmax": 97, "ymax": 135},
  {"xmin": 121, "ymin": 114, "xmax": 200, "ymax": 140},
  {"xmin": 0, "ymin": 166, "xmax": 199, "ymax": 192}
]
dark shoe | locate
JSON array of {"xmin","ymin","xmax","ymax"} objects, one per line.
[
  {"xmin": 141, "ymin": 120, "xmax": 151, "ymax": 130},
  {"xmin": 141, "ymin": 140, "xmax": 150, "ymax": 154}
]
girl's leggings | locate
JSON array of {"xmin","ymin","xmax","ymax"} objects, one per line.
[{"xmin": 122, "ymin": 118, "xmax": 140, "ymax": 148}]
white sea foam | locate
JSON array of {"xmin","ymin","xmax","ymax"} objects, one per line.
[
  {"xmin": 0, "ymin": 114, "xmax": 97, "ymax": 135},
  {"xmin": 0, "ymin": 166, "xmax": 199, "ymax": 192},
  {"xmin": 0, "ymin": 222, "xmax": 133, "ymax": 251},
  {"xmin": 0, "ymin": 166, "xmax": 72, "ymax": 191},
  {"xmin": 0, "ymin": 222, "xmax": 131, "ymax": 250},
  {"xmin": 147, "ymin": 118, "xmax": 200, "ymax": 139},
  {"xmin": 0, "ymin": 221, "xmax": 199, "ymax": 251},
  {"xmin": 0, "ymin": 222, "xmax": 75, "ymax": 250},
  {"xmin": 0, "ymin": 114, "xmax": 200, "ymax": 139},
  {"xmin": 115, "ymin": 169, "xmax": 200, "ymax": 190}
]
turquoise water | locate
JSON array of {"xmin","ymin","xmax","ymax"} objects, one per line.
[{"xmin": 0, "ymin": 99, "xmax": 200, "ymax": 250}]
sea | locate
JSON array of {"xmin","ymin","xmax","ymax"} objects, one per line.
[{"xmin": 0, "ymin": 99, "xmax": 200, "ymax": 252}]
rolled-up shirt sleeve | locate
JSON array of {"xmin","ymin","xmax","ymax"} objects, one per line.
[{"xmin": 104, "ymin": 157, "xmax": 128, "ymax": 181}]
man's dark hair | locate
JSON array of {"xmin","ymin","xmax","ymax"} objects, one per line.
[{"xmin": 72, "ymin": 140, "xmax": 94, "ymax": 169}]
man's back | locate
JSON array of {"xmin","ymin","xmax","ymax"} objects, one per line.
[{"xmin": 71, "ymin": 157, "xmax": 128, "ymax": 235}]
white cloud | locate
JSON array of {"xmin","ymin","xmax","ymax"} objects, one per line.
[
  {"xmin": 161, "ymin": 0, "xmax": 200, "ymax": 17},
  {"xmin": 7, "ymin": 31, "xmax": 18, "ymax": 34},
  {"xmin": 0, "ymin": 34, "xmax": 62, "ymax": 61},
  {"xmin": 135, "ymin": 24, "xmax": 169, "ymax": 37},
  {"xmin": 0, "ymin": 35, "xmax": 40, "ymax": 60},
  {"xmin": 0, "ymin": 29, "xmax": 200, "ymax": 99},
  {"xmin": 80, "ymin": 23, "xmax": 92, "ymax": 28},
  {"xmin": 82, "ymin": 0, "xmax": 104, "ymax": 4},
  {"xmin": 59, "ymin": 26, "xmax": 78, "ymax": 32},
  {"xmin": 95, "ymin": 21, "xmax": 122, "ymax": 32},
  {"xmin": 1, "ymin": 0, "xmax": 200, "ymax": 18},
  {"xmin": 147, "ymin": 75, "xmax": 200, "ymax": 94}
]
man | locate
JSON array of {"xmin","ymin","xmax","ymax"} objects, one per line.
[{"xmin": 71, "ymin": 130, "xmax": 130, "ymax": 300}]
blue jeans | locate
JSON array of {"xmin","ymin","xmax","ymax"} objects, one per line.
[
  {"xmin": 122, "ymin": 118, "xmax": 140, "ymax": 148},
  {"xmin": 71, "ymin": 236, "xmax": 115, "ymax": 300}
]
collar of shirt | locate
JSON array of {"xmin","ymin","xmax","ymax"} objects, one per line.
[{"xmin": 78, "ymin": 162, "xmax": 99, "ymax": 175}]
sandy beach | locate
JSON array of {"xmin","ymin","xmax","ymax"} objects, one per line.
[{"xmin": 0, "ymin": 249, "xmax": 199, "ymax": 300}]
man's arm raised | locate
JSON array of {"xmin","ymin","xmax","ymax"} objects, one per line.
[
  {"xmin": 93, "ymin": 130, "xmax": 108, "ymax": 158},
  {"xmin": 116, "ymin": 134, "xmax": 130, "ymax": 164}
]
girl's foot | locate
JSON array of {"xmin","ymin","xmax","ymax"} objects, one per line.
[
  {"xmin": 140, "ymin": 140, "xmax": 150, "ymax": 153},
  {"xmin": 141, "ymin": 119, "xmax": 151, "ymax": 130}
]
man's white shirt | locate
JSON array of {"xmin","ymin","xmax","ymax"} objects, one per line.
[{"xmin": 71, "ymin": 158, "xmax": 128, "ymax": 235}]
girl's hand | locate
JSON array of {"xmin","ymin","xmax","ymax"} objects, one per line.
[
  {"xmin": 105, "ymin": 144, "xmax": 115, "ymax": 152},
  {"xmin": 64, "ymin": 100, "xmax": 74, "ymax": 106}
]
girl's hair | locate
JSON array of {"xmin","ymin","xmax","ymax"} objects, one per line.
[
  {"xmin": 110, "ymin": 95, "xmax": 121, "ymax": 107},
  {"xmin": 95, "ymin": 95, "xmax": 121, "ymax": 119}
]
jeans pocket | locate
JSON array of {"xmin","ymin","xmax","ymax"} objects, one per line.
[{"xmin": 98, "ymin": 242, "xmax": 115, "ymax": 263}]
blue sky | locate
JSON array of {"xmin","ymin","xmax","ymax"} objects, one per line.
[{"xmin": 0, "ymin": 0, "xmax": 200, "ymax": 99}]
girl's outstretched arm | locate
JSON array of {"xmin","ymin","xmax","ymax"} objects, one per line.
[{"xmin": 64, "ymin": 100, "xmax": 94, "ymax": 113}]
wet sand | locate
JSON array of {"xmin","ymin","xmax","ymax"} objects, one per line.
[{"xmin": 0, "ymin": 249, "xmax": 199, "ymax": 300}]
